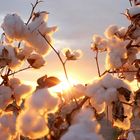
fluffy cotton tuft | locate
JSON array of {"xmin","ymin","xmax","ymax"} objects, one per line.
[
  {"xmin": 26, "ymin": 88, "xmax": 58, "ymax": 112},
  {"xmin": 17, "ymin": 109, "xmax": 49, "ymax": 139},
  {"xmin": 0, "ymin": 112, "xmax": 16, "ymax": 140},
  {"xmin": 27, "ymin": 53, "xmax": 46, "ymax": 68},
  {"xmin": 2, "ymin": 12, "xmax": 57, "ymax": 55},
  {"xmin": 1, "ymin": 13, "xmax": 27, "ymax": 41},
  {"xmin": 61, "ymin": 108, "xmax": 104, "ymax": 140},
  {"xmin": 62, "ymin": 48, "xmax": 83, "ymax": 60},
  {"xmin": 91, "ymin": 34, "xmax": 108, "ymax": 51},
  {"xmin": 104, "ymin": 25, "xmax": 119, "ymax": 39},
  {"xmin": 13, "ymin": 84, "xmax": 33, "ymax": 105},
  {"xmin": 0, "ymin": 45, "xmax": 22, "ymax": 69}
]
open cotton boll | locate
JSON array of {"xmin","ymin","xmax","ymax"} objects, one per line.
[
  {"xmin": 86, "ymin": 79, "xmax": 102, "ymax": 97},
  {"xmin": 26, "ymin": 88, "xmax": 58, "ymax": 112},
  {"xmin": 61, "ymin": 122, "xmax": 104, "ymax": 140},
  {"xmin": 13, "ymin": 84, "xmax": 33, "ymax": 105},
  {"xmin": 92, "ymin": 34, "xmax": 103, "ymax": 44},
  {"xmin": 0, "ymin": 45, "xmax": 22, "ymax": 70},
  {"xmin": 25, "ymin": 31, "xmax": 52, "ymax": 55},
  {"xmin": 17, "ymin": 45, "xmax": 33, "ymax": 60},
  {"xmin": 27, "ymin": 53, "xmax": 45, "ymax": 69},
  {"xmin": 1, "ymin": 13, "xmax": 27, "ymax": 40},
  {"xmin": 27, "ymin": 11, "xmax": 49, "ymax": 35},
  {"xmin": 17, "ymin": 109, "xmax": 49, "ymax": 139},
  {"xmin": 106, "ymin": 52, "xmax": 123, "ymax": 69},
  {"xmin": 70, "ymin": 84, "xmax": 86, "ymax": 99},
  {"xmin": 0, "ymin": 112, "xmax": 16, "ymax": 135},
  {"xmin": 100, "ymin": 74, "xmax": 115, "ymax": 88},
  {"xmin": 0, "ymin": 86, "xmax": 12, "ymax": 110},
  {"xmin": 92, "ymin": 34, "xmax": 108, "ymax": 51},
  {"xmin": 104, "ymin": 25, "xmax": 119, "ymax": 39}
]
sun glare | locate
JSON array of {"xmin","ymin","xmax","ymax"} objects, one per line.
[{"xmin": 49, "ymin": 74, "xmax": 79, "ymax": 93}]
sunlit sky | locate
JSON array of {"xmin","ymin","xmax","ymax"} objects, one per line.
[{"xmin": 0, "ymin": 0, "xmax": 130, "ymax": 84}]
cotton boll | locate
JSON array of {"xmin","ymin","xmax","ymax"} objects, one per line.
[
  {"xmin": 70, "ymin": 84, "xmax": 86, "ymax": 99},
  {"xmin": 17, "ymin": 45, "xmax": 33, "ymax": 60},
  {"xmin": 0, "ymin": 86, "xmax": 12, "ymax": 110},
  {"xmin": 0, "ymin": 112, "xmax": 17, "ymax": 140},
  {"xmin": 25, "ymin": 12, "xmax": 57, "ymax": 55},
  {"xmin": 1, "ymin": 13, "xmax": 27, "ymax": 40},
  {"xmin": 0, "ymin": 112, "xmax": 16, "ymax": 135},
  {"xmin": 8, "ymin": 77, "xmax": 21, "ymax": 89},
  {"xmin": 86, "ymin": 79, "xmax": 102, "ymax": 97},
  {"xmin": 100, "ymin": 74, "xmax": 115, "ymax": 88},
  {"xmin": 92, "ymin": 34, "xmax": 108, "ymax": 51},
  {"xmin": 17, "ymin": 109, "xmax": 49, "ymax": 139},
  {"xmin": 28, "ymin": 11, "xmax": 49, "ymax": 35},
  {"xmin": 26, "ymin": 88, "xmax": 58, "ymax": 112},
  {"xmin": 104, "ymin": 25, "xmax": 119, "ymax": 39},
  {"xmin": 0, "ymin": 45, "xmax": 22, "ymax": 70},
  {"xmin": 13, "ymin": 84, "xmax": 33, "ymax": 105},
  {"xmin": 25, "ymin": 31, "xmax": 52, "ymax": 55},
  {"xmin": 105, "ymin": 53, "xmax": 121, "ymax": 69},
  {"xmin": 27, "ymin": 53, "xmax": 46, "ymax": 68},
  {"xmin": 92, "ymin": 34, "xmax": 102, "ymax": 44},
  {"xmin": 61, "ymin": 122, "xmax": 103, "ymax": 140}
]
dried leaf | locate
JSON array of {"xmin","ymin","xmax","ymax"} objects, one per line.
[
  {"xmin": 45, "ymin": 76, "xmax": 61, "ymax": 88},
  {"xmin": 27, "ymin": 58, "xmax": 35, "ymax": 67},
  {"xmin": 37, "ymin": 75, "xmax": 48, "ymax": 87},
  {"xmin": 112, "ymin": 101, "xmax": 127, "ymax": 122},
  {"xmin": 117, "ymin": 87, "xmax": 131, "ymax": 102},
  {"xmin": 37, "ymin": 75, "xmax": 61, "ymax": 88},
  {"xmin": 2, "ymin": 48, "xmax": 9, "ymax": 58}
]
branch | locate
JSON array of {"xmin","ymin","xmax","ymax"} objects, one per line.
[
  {"xmin": 8, "ymin": 66, "xmax": 32, "ymax": 76},
  {"xmin": 95, "ymin": 50, "xmax": 101, "ymax": 77},
  {"xmin": 38, "ymin": 31, "xmax": 69, "ymax": 82},
  {"xmin": 26, "ymin": 0, "xmax": 43, "ymax": 25}
]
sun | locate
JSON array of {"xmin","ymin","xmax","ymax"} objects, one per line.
[{"xmin": 49, "ymin": 74, "xmax": 79, "ymax": 93}]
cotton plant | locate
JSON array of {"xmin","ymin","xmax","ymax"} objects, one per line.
[{"xmin": 0, "ymin": 0, "xmax": 139, "ymax": 140}]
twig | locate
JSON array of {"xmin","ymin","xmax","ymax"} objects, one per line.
[
  {"xmin": 18, "ymin": 0, "xmax": 43, "ymax": 48},
  {"xmin": 129, "ymin": 0, "xmax": 133, "ymax": 6},
  {"xmin": 8, "ymin": 66, "xmax": 32, "ymax": 76},
  {"xmin": 38, "ymin": 30, "xmax": 69, "ymax": 82},
  {"xmin": 95, "ymin": 50, "xmax": 101, "ymax": 77},
  {"xmin": 26, "ymin": 0, "xmax": 43, "ymax": 25}
]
